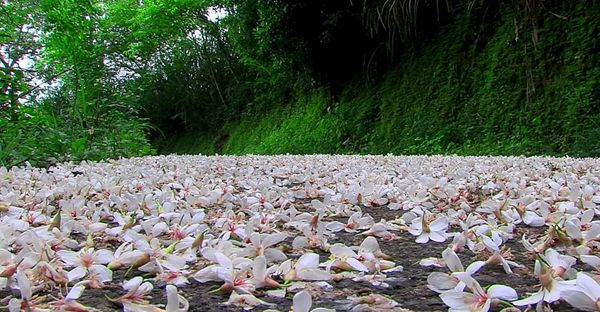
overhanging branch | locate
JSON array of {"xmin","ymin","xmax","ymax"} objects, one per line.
[{"xmin": 16, "ymin": 68, "xmax": 71, "ymax": 100}]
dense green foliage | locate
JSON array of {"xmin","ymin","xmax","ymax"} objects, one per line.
[
  {"xmin": 1, "ymin": 0, "xmax": 158, "ymax": 166},
  {"xmin": 1, "ymin": 0, "xmax": 598, "ymax": 167},
  {"xmin": 165, "ymin": 1, "xmax": 600, "ymax": 157},
  {"xmin": 0, "ymin": 102, "xmax": 153, "ymax": 167}
]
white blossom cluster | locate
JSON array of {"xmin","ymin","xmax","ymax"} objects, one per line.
[{"xmin": 0, "ymin": 155, "xmax": 599, "ymax": 311}]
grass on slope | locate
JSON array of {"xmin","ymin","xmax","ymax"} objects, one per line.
[{"xmin": 162, "ymin": 2, "xmax": 599, "ymax": 157}]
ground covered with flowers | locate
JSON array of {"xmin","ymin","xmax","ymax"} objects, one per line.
[{"xmin": 1, "ymin": 155, "xmax": 600, "ymax": 311}]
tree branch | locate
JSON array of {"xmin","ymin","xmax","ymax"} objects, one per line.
[{"xmin": 16, "ymin": 68, "xmax": 71, "ymax": 100}]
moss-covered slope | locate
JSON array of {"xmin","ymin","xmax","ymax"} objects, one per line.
[{"xmin": 163, "ymin": 1, "xmax": 599, "ymax": 157}]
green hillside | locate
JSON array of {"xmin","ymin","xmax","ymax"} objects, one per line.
[{"xmin": 162, "ymin": 1, "xmax": 599, "ymax": 157}]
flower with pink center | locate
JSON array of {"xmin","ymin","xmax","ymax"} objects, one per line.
[
  {"xmin": 193, "ymin": 252, "xmax": 255, "ymax": 294},
  {"xmin": 484, "ymin": 248, "xmax": 522, "ymax": 274},
  {"xmin": 115, "ymin": 276, "xmax": 154, "ymax": 304},
  {"xmin": 236, "ymin": 232, "xmax": 287, "ymax": 263},
  {"xmin": 166, "ymin": 223, "xmax": 205, "ymax": 244},
  {"xmin": 224, "ymin": 291, "xmax": 274, "ymax": 309},
  {"xmin": 325, "ymin": 243, "xmax": 369, "ymax": 272},
  {"xmin": 57, "ymin": 247, "xmax": 113, "ymax": 282},
  {"xmin": 220, "ymin": 221, "xmax": 246, "ymax": 241},
  {"xmin": 427, "ymin": 247, "xmax": 485, "ymax": 294},
  {"xmin": 440, "ymin": 273, "xmax": 517, "ymax": 312},
  {"xmin": 279, "ymin": 253, "xmax": 330, "ymax": 282},
  {"xmin": 513, "ymin": 259, "xmax": 576, "ymax": 307},
  {"xmin": 131, "ymin": 237, "xmax": 187, "ymax": 274},
  {"xmin": 109, "ymin": 276, "xmax": 182, "ymax": 311},
  {"xmin": 358, "ymin": 236, "xmax": 401, "ymax": 273},
  {"xmin": 541, "ymin": 248, "xmax": 576, "ymax": 279},
  {"xmin": 170, "ymin": 226, "xmax": 186, "ymax": 241},
  {"xmin": 564, "ymin": 209, "xmax": 597, "ymax": 241},
  {"xmin": 47, "ymin": 281, "xmax": 91, "ymax": 312},
  {"xmin": 408, "ymin": 212, "xmax": 449, "ymax": 243},
  {"xmin": 251, "ymin": 256, "xmax": 280, "ymax": 289},
  {"xmin": 155, "ymin": 270, "xmax": 189, "ymax": 286},
  {"xmin": 325, "ymin": 212, "xmax": 373, "ymax": 233},
  {"xmin": 8, "ymin": 271, "xmax": 45, "ymax": 312}
]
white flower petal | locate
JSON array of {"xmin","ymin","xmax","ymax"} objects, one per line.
[
  {"xmin": 57, "ymin": 250, "xmax": 81, "ymax": 267},
  {"xmin": 419, "ymin": 257, "xmax": 443, "ymax": 267},
  {"xmin": 88, "ymin": 222, "xmax": 108, "ymax": 233},
  {"xmin": 429, "ymin": 217, "xmax": 448, "ymax": 232},
  {"xmin": 407, "ymin": 227, "xmax": 422, "ymax": 236},
  {"xmin": 262, "ymin": 233, "xmax": 286, "ymax": 249},
  {"xmin": 427, "ymin": 272, "xmax": 457, "ymax": 293},
  {"xmin": 330, "ymin": 244, "xmax": 357, "ymax": 258},
  {"xmin": 214, "ymin": 252, "xmax": 232, "ymax": 271},
  {"xmin": 429, "ymin": 231, "xmax": 447, "ymax": 242},
  {"xmin": 581, "ymin": 255, "xmax": 600, "ymax": 269},
  {"xmin": 266, "ymin": 288, "xmax": 286, "ymax": 299},
  {"xmin": 523, "ymin": 211, "xmax": 545, "ymax": 227},
  {"xmin": 264, "ymin": 248, "xmax": 287, "ymax": 263},
  {"xmin": 253, "ymin": 256, "xmax": 267, "ymax": 282},
  {"xmin": 296, "ymin": 253, "xmax": 320, "ymax": 271},
  {"xmin": 501, "ymin": 260, "xmax": 513, "ymax": 274},
  {"xmin": 465, "ymin": 261, "xmax": 485, "ymax": 274},
  {"xmin": 584, "ymin": 224, "xmax": 600, "ymax": 241},
  {"xmin": 325, "ymin": 221, "xmax": 345, "ymax": 232},
  {"xmin": 138, "ymin": 281, "xmax": 154, "ymax": 295},
  {"xmin": 487, "ymin": 285, "xmax": 518, "ymax": 301},
  {"xmin": 91, "ymin": 265, "xmax": 113, "ymax": 283},
  {"xmin": 415, "ymin": 233, "xmax": 429, "ymax": 244},
  {"xmin": 193, "ymin": 265, "xmax": 219, "ymax": 283},
  {"xmin": 442, "ymin": 248, "xmax": 463, "ymax": 272},
  {"xmin": 292, "ymin": 236, "xmax": 309, "ymax": 249},
  {"xmin": 544, "ymin": 283, "xmax": 562, "ymax": 303},
  {"xmin": 544, "ymin": 249, "xmax": 560, "ymax": 266},
  {"xmin": 152, "ymin": 222, "xmax": 169, "ymax": 237},
  {"xmin": 8, "ymin": 298, "xmax": 21, "ymax": 312},
  {"xmin": 67, "ymin": 266, "xmax": 87, "ymax": 282},
  {"xmin": 576, "ymin": 272, "xmax": 600, "ymax": 301},
  {"xmin": 346, "ymin": 258, "xmax": 368, "ymax": 272},
  {"xmin": 293, "ymin": 290, "xmax": 312, "ymax": 312},
  {"xmin": 119, "ymin": 250, "xmax": 146, "ymax": 266},
  {"xmin": 16, "ymin": 271, "xmax": 31, "ymax": 301},
  {"xmin": 513, "ymin": 290, "xmax": 544, "ymax": 306},
  {"xmin": 93, "ymin": 249, "xmax": 114, "ymax": 264},
  {"xmin": 123, "ymin": 276, "xmax": 144, "ymax": 291},
  {"xmin": 565, "ymin": 221, "xmax": 583, "ymax": 240},
  {"xmin": 65, "ymin": 281, "xmax": 87, "ymax": 301},
  {"xmin": 163, "ymin": 254, "xmax": 188, "ymax": 271},
  {"xmin": 453, "ymin": 273, "xmax": 483, "ymax": 295},
  {"xmin": 439, "ymin": 290, "xmax": 473, "ymax": 310},
  {"xmin": 480, "ymin": 235, "xmax": 499, "ymax": 251},
  {"xmin": 165, "ymin": 285, "xmax": 189, "ymax": 312},
  {"xmin": 562, "ymin": 290, "xmax": 598, "ymax": 311},
  {"xmin": 226, "ymin": 291, "xmax": 273, "ymax": 307},
  {"xmin": 359, "ymin": 236, "xmax": 380, "ymax": 253},
  {"xmin": 278, "ymin": 259, "xmax": 293, "ymax": 275},
  {"xmin": 297, "ymin": 269, "xmax": 330, "ymax": 281}
]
